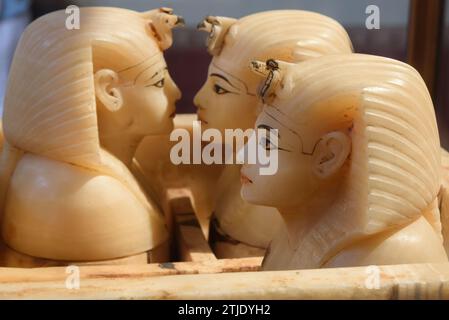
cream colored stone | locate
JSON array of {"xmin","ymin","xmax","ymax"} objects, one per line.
[
  {"xmin": 0, "ymin": 262, "xmax": 448, "ymax": 299},
  {"xmin": 0, "ymin": 7, "xmax": 183, "ymax": 264},
  {"xmin": 193, "ymin": 10, "xmax": 354, "ymax": 257},
  {"xmin": 243, "ymin": 55, "xmax": 448, "ymax": 270}
]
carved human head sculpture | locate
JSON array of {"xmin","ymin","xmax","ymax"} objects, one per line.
[
  {"xmin": 194, "ymin": 10, "xmax": 353, "ymax": 134},
  {"xmin": 3, "ymin": 7, "xmax": 182, "ymax": 169},
  {"xmin": 0, "ymin": 7, "xmax": 183, "ymax": 263},
  {"xmin": 241, "ymin": 54, "xmax": 444, "ymax": 268}
]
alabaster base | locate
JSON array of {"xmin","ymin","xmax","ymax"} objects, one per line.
[
  {"xmin": 213, "ymin": 241, "xmax": 265, "ymax": 259},
  {"xmin": 0, "ymin": 241, "xmax": 170, "ymax": 268},
  {"xmin": 209, "ymin": 215, "xmax": 266, "ymax": 259}
]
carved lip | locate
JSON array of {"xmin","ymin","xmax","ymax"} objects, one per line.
[
  {"xmin": 240, "ymin": 173, "xmax": 253, "ymax": 185},
  {"xmin": 197, "ymin": 114, "xmax": 208, "ymax": 124}
]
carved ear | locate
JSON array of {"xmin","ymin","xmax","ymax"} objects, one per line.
[
  {"xmin": 197, "ymin": 16, "xmax": 237, "ymax": 55},
  {"xmin": 143, "ymin": 7, "xmax": 184, "ymax": 50},
  {"xmin": 312, "ymin": 131, "xmax": 351, "ymax": 179},
  {"xmin": 94, "ymin": 69, "xmax": 123, "ymax": 112}
]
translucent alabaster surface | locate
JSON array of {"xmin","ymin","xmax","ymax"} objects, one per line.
[
  {"xmin": 0, "ymin": 7, "xmax": 183, "ymax": 264},
  {"xmin": 242, "ymin": 55, "xmax": 448, "ymax": 270}
]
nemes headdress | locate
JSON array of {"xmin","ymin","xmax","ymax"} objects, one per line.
[
  {"xmin": 197, "ymin": 10, "xmax": 354, "ymax": 68},
  {"xmin": 250, "ymin": 55, "xmax": 442, "ymax": 238},
  {"xmin": 3, "ymin": 7, "xmax": 183, "ymax": 168}
]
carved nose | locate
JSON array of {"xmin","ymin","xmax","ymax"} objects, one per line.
[{"xmin": 193, "ymin": 86, "xmax": 209, "ymax": 110}]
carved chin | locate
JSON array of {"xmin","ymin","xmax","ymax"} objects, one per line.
[{"xmin": 241, "ymin": 184, "xmax": 263, "ymax": 204}]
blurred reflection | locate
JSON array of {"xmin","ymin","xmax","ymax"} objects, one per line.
[
  {"xmin": 0, "ymin": 0, "xmax": 31, "ymax": 113},
  {"xmin": 436, "ymin": 3, "xmax": 449, "ymax": 148}
]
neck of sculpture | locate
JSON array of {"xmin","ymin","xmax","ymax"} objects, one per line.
[
  {"xmin": 100, "ymin": 134, "xmax": 142, "ymax": 168},
  {"xmin": 98, "ymin": 118, "xmax": 143, "ymax": 168},
  {"xmin": 277, "ymin": 173, "xmax": 359, "ymax": 268},
  {"xmin": 279, "ymin": 179, "xmax": 341, "ymax": 246}
]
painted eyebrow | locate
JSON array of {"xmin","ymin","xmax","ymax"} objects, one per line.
[
  {"xmin": 134, "ymin": 65, "xmax": 152, "ymax": 85},
  {"xmin": 135, "ymin": 66, "xmax": 167, "ymax": 85},
  {"xmin": 210, "ymin": 73, "xmax": 240, "ymax": 90},
  {"xmin": 118, "ymin": 59, "xmax": 148, "ymax": 73},
  {"xmin": 257, "ymin": 124, "xmax": 280, "ymax": 139},
  {"xmin": 144, "ymin": 67, "xmax": 168, "ymax": 82}
]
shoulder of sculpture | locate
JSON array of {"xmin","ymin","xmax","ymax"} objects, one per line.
[
  {"xmin": 9, "ymin": 153, "xmax": 143, "ymax": 203},
  {"xmin": 2, "ymin": 153, "xmax": 167, "ymax": 261},
  {"xmin": 325, "ymin": 216, "xmax": 448, "ymax": 268}
]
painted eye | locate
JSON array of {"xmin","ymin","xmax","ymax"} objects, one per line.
[
  {"xmin": 213, "ymin": 84, "xmax": 229, "ymax": 95},
  {"xmin": 153, "ymin": 78, "xmax": 165, "ymax": 88},
  {"xmin": 260, "ymin": 136, "xmax": 276, "ymax": 151}
]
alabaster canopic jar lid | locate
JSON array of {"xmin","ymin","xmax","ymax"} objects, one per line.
[
  {"xmin": 0, "ymin": 7, "xmax": 182, "ymax": 262},
  {"xmin": 193, "ymin": 10, "xmax": 354, "ymax": 255},
  {"xmin": 242, "ymin": 54, "xmax": 447, "ymax": 270},
  {"xmin": 196, "ymin": 10, "xmax": 354, "ymax": 133}
]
